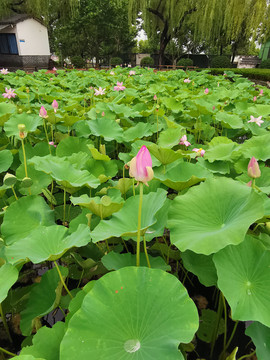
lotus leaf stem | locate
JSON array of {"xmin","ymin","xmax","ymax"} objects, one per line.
[
  {"xmin": 0, "ymin": 346, "xmax": 16, "ymax": 357},
  {"xmin": 11, "ymin": 186, "xmax": 18, "ymax": 200},
  {"xmin": 221, "ymin": 292, "xmax": 227, "ymax": 350},
  {"xmin": 136, "ymin": 182, "xmax": 143, "ymax": 267},
  {"xmin": 43, "ymin": 119, "xmax": 51, "ymax": 154},
  {"xmin": 210, "ymin": 291, "xmax": 223, "ymax": 359},
  {"xmin": 0, "ymin": 303, "xmax": 12, "ymax": 343},
  {"xmin": 143, "ymin": 235, "xmax": 151, "ymax": 268},
  {"xmin": 238, "ymin": 350, "xmax": 256, "ymax": 360},
  {"xmin": 219, "ymin": 320, "xmax": 239, "ymax": 360},
  {"xmin": 53, "ymin": 261, "xmax": 73, "ymax": 299}
]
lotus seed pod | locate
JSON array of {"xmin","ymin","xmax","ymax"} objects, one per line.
[
  {"xmin": 3, "ymin": 173, "xmax": 17, "ymax": 187},
  {"xmin": 101, "ymin": 195, "xmax": 111, "ymax": 206},
  {"xmin": 21, "ymin": 177, "xmax": 33, "ymax": 188},
  {"xmin": 18, "ymin": 124, "xmax": 26, "ymax": 132}
]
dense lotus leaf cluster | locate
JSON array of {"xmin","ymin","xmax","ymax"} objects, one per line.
[{"xmin": 0, "ymin": 66, "xmax": 269, "ymax": 359}]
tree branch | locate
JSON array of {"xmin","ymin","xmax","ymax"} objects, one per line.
[
  {"xmin": 175, "ymin": 7, "xmax": 197, "ymax": 33},
  {"xmin": 147, "ymin": 7, "xmax": 165, "ymax": 23}
]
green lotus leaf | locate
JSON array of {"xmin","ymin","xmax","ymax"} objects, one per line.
[
  {"xmin": 5, "ymin": 224, "xmax": 90, "ymax": 264},
  {"xmin": 16, "ymin": 164, "xmax": 51, "ymax": 196},
  {"xmin": 197, "ymin": 309, "xmax": 224, "ymax": 343},
  {"xmin": 245, "ymin": 322, "xmax": 270, "ymax": 360},
  {"xmin": 4, "ymin": 113, "xmax": 42, "ymax": 138},
  {"xmin": 215, "ymin": 112, "xmax": 243, "ymax": 129},
  {"xmin": 91, "ymin": 189, "xmax": 167, "ymax": 242},
  {"xmin": 239, "ymin": 133, "xmax": 270, "ymax": 161},
  {"xmin": 20, "ymin": 322, "xmax": 65, "ymax": 360},
  {"xmin": 30, "ymin": 155, "xmax": 100, "ymax": 189},
  {"xmin": 197, "ymin": 158, "xmax": 230, "ymax": 174},
  {"xmin": 114, "ymin": 178, "xmax": 133, "ymax": 195},
  {"xmin": 60, "ymin": 267, "xmax": 199, "ymax": 360},
  {"xmin": 1, "ymin": 195, "xmax": 55, "ymax": 245},
  {"xmin": 213, "ymin": 236, "xmax": 270, "ymax": 327},
  {"xmin": 181, "ymin": 251, "xmax": 217, "ymax": 287},
  {"xmin": 87, "ymin": 118, "xmax": 123, "ymax": 142},
  {"xmin": 0, "ymin": 102, "xmax": 16, "ymax": 126},
  {"xmin": 157, "ymin": 127, "xmax": 185, "ymax": 148},
  {"xmin": 154, "ymin": 160, "xmax": 212, "ymax": 191},
  {"xmin": 205, "ymin": 138, "xmax": 239, "ymax": 163},
  {"xmin": 0, "ymin": 149, "xmax": 13, "ymax": 173},
  {"xmin": 163, "ymin": 97, "xmax": 184, "ymax": 113},
  {"xmin": 0, "ymin": 263, "xmax": 19, "ymax": 303},
  {"xmin": 89, "ymin": 147, "xmax": 110, "ymax": 161},
  {"xmin": 84, "ymin": 159, "xmax": 118, "ymax": 183},
  {"xmin": 102, "ymin": 251, "xmax": 171, "ymax": 271},
  {"xmin": 56, "ymin": 136, "xmax": 91, "ymax": 157},
  {"xmin": 167, "ymin": 177, "xmax": 264, "ymax": 255},
  {"xmin": 13, "ymin": 356, "xmax": 45, "ymax": 360},
  {"xmin": 123, "ymin": 122, "xmax": 153, "ymax": 142},
  {"xmin": 148, "ymin": 143, "xmax": 184, "ymax": 165},
  {"xmin": 20, "ymin": 266, "xmax": 68, "ymax": 336},
  {"xmin": 71, "ymin": 194, "xmax": 124, "ymax": 219}
]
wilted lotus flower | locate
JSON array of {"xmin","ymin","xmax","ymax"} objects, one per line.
[
  {"xmin": 114, "ymin": 81, "xmax": 126, "ymax": 91},
  {"xmin": 0, "ymin": 68, "xmax": 9, "ymax": 75},
  {"xmin": 128, "ymin": 145, "xmax": 154, "ymax": 186},
  {"xmin": 179, "ymin": 135, "xmax": 191, "ymax": 147},
  {"xmin": 39, "ymin": 106, "xmax": 48, "ymax": 118},
  {"xmin": 52, "ymin": 99, "xmax": 58, "ymax": 113},
  {"xmin": 184, "ymin": 78, "xmax": 191, "ymax": 83},
  {"xmin": 192, "ymin": 148, "xmax": 205, "ymax": 157},
  {"xmin": 2, "ymin": 88, "xmax": 16, "ymax": 99},
  {"xmin": 204, "ymin": 88, "xmax": 209, "ymax": 94},
  {"xmin": 248, "ymin": 115, "xmax": 264, "ymax": 127},
  {"xmin": 247, "ymin": 157, "xmax": 261, "ymax": 179}
]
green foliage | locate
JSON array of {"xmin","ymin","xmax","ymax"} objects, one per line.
[
  {"xmin": 177, "ymin": 58, "xmax": 193, "ymax": 67},
  {"xmin": 211, "ymin": 56, "xmax": 231, "ymax": 68},
  {"xmin": 110, "ymin": 57, "xmax": 123, "ymax": 66},
  {"xmin": 140, "ymin": 56, "xmax": 154, "ymax": 66},
  {"xmin": 259, "ymin": 59, "xmax": 270, "ymax": 69},
  {"xmin": 70, "ymin": 56, "xmax": 85, "ymax": 68},
  {"xmin": 198, "ymin": 68, "xmax": 270, "ymax": 81}
]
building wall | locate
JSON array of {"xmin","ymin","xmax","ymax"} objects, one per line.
[{"xmin": 16, "ymin": 18, "xmax": 50, "ymax": 56}]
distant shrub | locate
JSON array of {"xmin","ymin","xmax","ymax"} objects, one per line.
[
  {"xmin": 111, "ymin": 57, "xmax": 123, "ymax": 66},
  {"xmin": 177, "ymin": 58, "xmax": 193, "ymax": 67},
  {"xmin": 196, "ymin": 68, "xmax": 270, "ymax": 81},
  {"xmin": 70, "ymin": 56, "xmax": 85, "ymax": 69},
  {"xmin": 259, "ymin": 59, "xmax": 270, "ymax": 69},
  {"xmin": 140, "ymin": 56, "xmax": 154, "ymax": 67},
  {"xmin": 211, "ymin": 56, "xmax": 231, "ymax": 68}
]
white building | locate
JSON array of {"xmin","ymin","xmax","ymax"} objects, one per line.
[{"xmin": 0, "ymin": 14, "xmax": 50, "ymax": 70}]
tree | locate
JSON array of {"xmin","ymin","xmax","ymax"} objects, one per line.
[
  {"xmin": 51, "ymin": 0, "xmax": 136, "ymax": 65},
  {"xmin": 128, "ymin": 0, "xmax": 270, "ymax": 65}
]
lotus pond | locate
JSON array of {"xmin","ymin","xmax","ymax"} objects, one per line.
[{"xmin": 0, "ymin": 67, "xmax": 270, "ymax": 360}]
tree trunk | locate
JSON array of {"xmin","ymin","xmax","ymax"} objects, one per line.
[{"xmin": 159, "ymin": 21, "xmax": 171, "ymax": 66}]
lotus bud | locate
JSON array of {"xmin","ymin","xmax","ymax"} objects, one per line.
[
  {"xmin": 128, "ymin": 145, "xmax": 154, "ymax": 186},
  {"xmin": 18, "ymin": 124, "xmax": 26, "ymax": 132},
  {"xmin": 153, "ymin": 94, "xmax": 157, "ymax": 101},
  {"xmin": 39, "ymin": 106, "xmax": 48, "ymax": 118},
  {"xmin": 204, "ymin": 88, "xmax": 209, "ymax": 94},
  {"xmin": 52, "ymin": 100, "xmax": 58, "ymax": 113},
  {"xmin": 99, "ymin": 144, "xmax": 106, "ymax": 155},
  {"xmin": 247, "ymin": 157, "xmax": 261, "ymax": 179}
]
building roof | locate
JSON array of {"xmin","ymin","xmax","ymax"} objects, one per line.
[{"xmin": 0, "ymin": 14, "xmax": 44, "ymax": 26}]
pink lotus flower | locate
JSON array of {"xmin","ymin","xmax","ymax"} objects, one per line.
[
  {"xmin": 52, "ymin": 67, "xmax": 57, "ymax": 71},
  {"xmin": 128, "ymin": 145, "xmax": 154, "ymax": 185},
  {"xmin": 39, "ymin": 106, "xmax": 48, "ymax": 118},
  {"xmin": 204, "ymin": 88, "xmax": 209, "ymax": 94},
  {"xmin": 49, "ymin": 141, "xmax": 57, "ymax": 148},
  {"xmin": 259, "ymin": 89, "xmax": 263, "ymax": 96},
  {"xmin": 253, "ymin": 96, "xmax": 257, "ymax": 102},
  {"xmin": 102, "ymin": 111, "xmax": 105, "ymax": 117},
  {"xmin": 114, "ymin": 81, "xmax": 126, "ymax": 91},
  {"xmin": 247, "ymin": 157, "xmax": 261, "ymax": 178},
  {"xmin": 248, "ymin": 115, "xmax": 264, "ymax": 127},
  {"xmin": 52, "ymin": 100, "xmax": 58, "ymax": 113},
  {"xmin": 179, "ymin": 135, "xmax": 191, "ymax": 147},
  {"xmin": 129, "ymin": 70, "xmax": 136, "ymax": 76},
  {"xmin": 184, "ymin": 78, "xmax": 191, "ymax": 83},
  {"xmin": 94, "ymin": 87, "xmax": 106, "ymax": 96},
  {"xmin": 192, "ymin": 148, "xmax": 205, "ymax": 157},
  {"xmin": 2, "ymin": 88, "xmax": 16, "ymax": 99},
  {"xmin": 0, "ymin": 68, "xmax": 9, "ymax": 75},
  {"xmin": 153, "ymin": 94, "xmax": 157, "ymax": 101},
  {"xmin": 212, "ymin": 106, "xmax": 216, "ymax": 111}
]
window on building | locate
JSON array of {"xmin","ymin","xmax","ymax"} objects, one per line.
[{"xmin": 0, "ymin": 33, "xmax": 18, "ymax": 54}]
